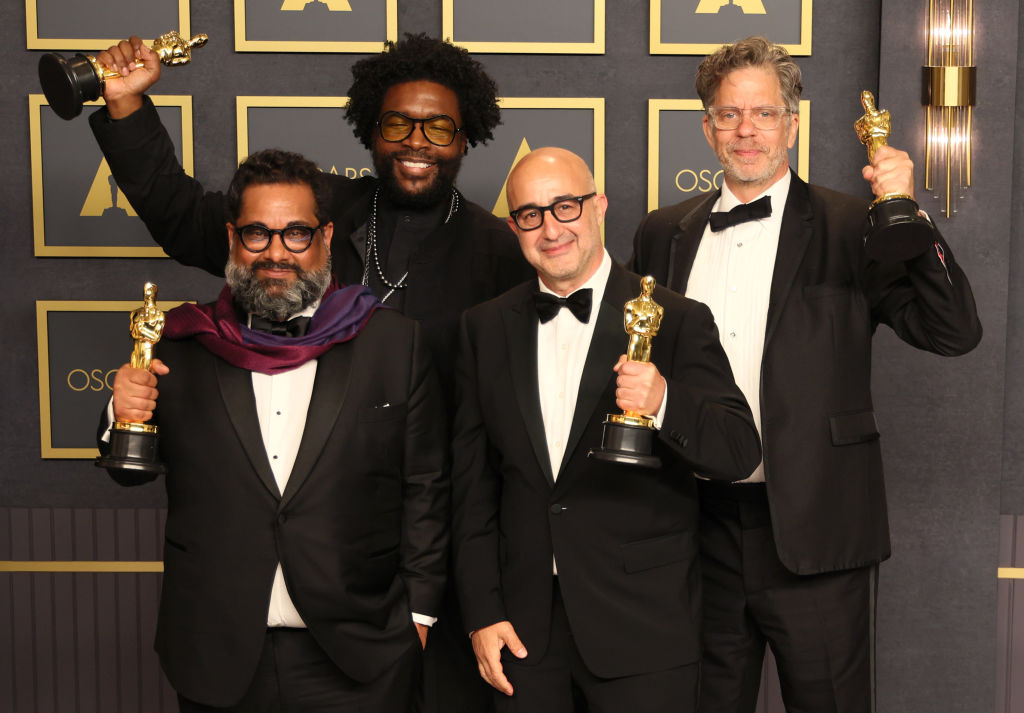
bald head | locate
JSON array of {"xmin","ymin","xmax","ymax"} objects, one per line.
[
  {"xmin": 504, "ymin": 147, "xmax": 608, "ymax": 296},
  {"xmin": 506, "ymin": 147, "xmax": 596, "ymax": 210}
]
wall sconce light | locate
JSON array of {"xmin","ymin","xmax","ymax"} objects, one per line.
[{"xmin": 922, "ymin": 0, "xmax": 976, "ymax": 217}]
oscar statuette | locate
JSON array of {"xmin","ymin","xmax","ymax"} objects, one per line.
[
  {"xmin": 854, "ymin": 90, "xmax": 934, "ymax": 262},
  {"xmin": 95, "ymin": 283, "xmax": 167, "ymax": 475},
  {"xmin": 588, "ymin": 276, "xmax": 664, "ymax": 469},
  {"xmin": 38, "ymin": 30, "xmax": 208, "ymax": 120}
]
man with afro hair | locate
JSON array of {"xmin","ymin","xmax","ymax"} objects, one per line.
[{"xmin": 88, "ymin": 31, "xmax": 532, "ymax": 713}]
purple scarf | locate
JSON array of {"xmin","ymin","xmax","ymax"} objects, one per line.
[{"xmin": 164, "ymin": 282, "xmax": 382, "ymax": 374}]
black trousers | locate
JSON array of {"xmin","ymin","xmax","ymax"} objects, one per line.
[
  {"xmin": 494, "ymin": 579, "xmax": 698, "ymax": 713},
  {"xmin": 697, "ymin": 480, "xmax": 876, "ymax": 713},
  {"xmin": 177, "ymin": 628, "xmax": 421, "ymax": 713}
]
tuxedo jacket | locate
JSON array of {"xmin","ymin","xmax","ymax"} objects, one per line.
[
  {"xmin": 89, "ymin": 97, "xmax": 533, "ymax": 410},
  {"xmin": 100, "ymin": 308, "xmax": 448, "ymax": 707},
  {"xmin": 631, "ymin": 172, "xmax": 982, "ymax": 575},
  {"xmin": 451, "ymin": 263, "xmax": 762, "ymax": 679}
]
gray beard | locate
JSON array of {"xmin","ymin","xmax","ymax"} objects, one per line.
[{"xmin": 225, "ymin": 254, "xmax": 332, "ymax": 322}]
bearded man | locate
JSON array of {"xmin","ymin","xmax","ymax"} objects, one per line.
[{"xmin": 99, "ymin": 149, "xmax": 448, "ymax": 713}]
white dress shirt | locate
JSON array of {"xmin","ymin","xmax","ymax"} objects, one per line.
[{"xmin": 684, "ymin": 172, "xmax": 791, "ymax": 483}]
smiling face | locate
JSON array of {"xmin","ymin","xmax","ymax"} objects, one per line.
[
  {"xmin": 506, "ymin": 148, "xmax": 607, "ymax": 296},
  {"xmin": 371, "ymin": 80, "xmax": 466, "ymax": 208},
  {"xmin": 702, "ymin": 66, "xmax": 799, "ymax": 203},
  {"xmin": 225, "ymin": 182, "xmax": 334, "ymax": 320}
]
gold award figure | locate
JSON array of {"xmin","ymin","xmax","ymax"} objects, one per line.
[
  {"xmin": 38, "ymin": 30, "xmax": 209, "ymax": 120},
  {"xmin": 852, "ymin": 90, "xmax": 934, "ymax": 262},
  {"xmin": 129, "ymin": 282, "xmax": 166, "ymax": 371},
  {"xmin": 589, "ymin": 276, "xmax": 664, "ymax": 468},
  {"xmin": 95, "ymin": 283, "xmax": 168, "ymax": 475}
]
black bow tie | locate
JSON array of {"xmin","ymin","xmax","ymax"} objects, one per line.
[
  {"xmin": 249, "ymin": 315, "xmax": 311, "ymax": 338},
  {"xmin": 533, "ymin": 289, "xmax": 593, "ymax": 324},
  {"xmin": 709, "ymin": 195, "xmax": 772, "ymax": 232}
]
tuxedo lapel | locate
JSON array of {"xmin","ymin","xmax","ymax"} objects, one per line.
[
  {"xmin": 502, "ymin": 287, "xmax": 555, "ymax": 487},
  {"xmin": 556, "ymin": 267, "xmax": 630, "ymax": 478},
  {"xmin": 216, "ymin": 358, "xmax": 280, "ymax": 500},
  {"xmin": 667, "ymin": 190, "xmax": 718, "ymax": 293},
  {"xmin": 280, "ymin": 345, "xmax": 354, "ymax": 509},
  {"xmin": 764, "ymin": 173, "xmax": 814, "ymax": 347}
]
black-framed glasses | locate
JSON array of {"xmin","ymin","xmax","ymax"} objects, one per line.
[
  {"xmin": 376, "ymin": 111, "xmax": 463, "ymax": 147},
  {"xmin": 707, "ymin": 105, "xmax": 790, "ymax": 131},
  {"xmin": 234, "ymin": 223, "xmax": 322, "ymax": 253},
  {"xmin": 508, "ymin": 193, "xmax": 597, "ymax": 231}
]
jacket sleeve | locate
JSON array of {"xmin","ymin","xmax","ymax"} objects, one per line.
[
  {"xmin": 450, "ymin": 312, "xmax": 508, "ymax": 633},
  {"xmin": 657, "ymin": 299, "xmax": 762, "ymax": 481},
  {"xmin": 89, "ymin": 96, "xmax": 230, "ymax": 276},
  {"xmin": 399, "ymin": 322, "xmax": 450, "ymax": 618},
  {"xmin": 867, "ymin": 224, "xmax": 982, "ymax": 356}
]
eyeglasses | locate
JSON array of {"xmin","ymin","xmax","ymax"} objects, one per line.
[
  {"xmin": 376, "ymin": 111, "xmax": 463, "ymax": 147},
  {"xmin": 707, "ymin": 106, "xmax": 791, "ymax": 131},
  {"xmin": 508, "ymin": 193, "xmax": 597, "ymax": 231},
  {"xmin": 234, "ymin": 223, "xmax": 322, "ymax": 253}
]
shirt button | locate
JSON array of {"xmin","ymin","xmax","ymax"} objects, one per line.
[
  {"xmin": 729, "ymin": 332, "xmax": 736, "ymax": 338},
  {"xmin": 272, "ymin": 455, "xmax": 279, "ymax": 460},
  {"xmin": 730, "ymin": 286, "xmax": 737, "ymax": 292},
  {"xmin": 560, "ymin": 344, "xmax": 568, "ymax": 351},
  {"xmin": 276, "ymin": 411, "xmax": 282, "ymax": 415},
  {"xmin": 550, "ymin": 504, "xmax": 563, "ymax": 514},
  {"xmin": 737, "ymin": 242, "xmax": 743, "ymax": 247}
]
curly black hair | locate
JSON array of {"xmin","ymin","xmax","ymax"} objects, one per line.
[{"xmin": 345, "ymin": 33, "xmax": 501, "ymax": 150}]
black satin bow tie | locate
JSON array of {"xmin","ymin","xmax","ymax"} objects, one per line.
[
  {"xmin": 249, "ymin": 315, "xmax": 311, "ymax": 338},
  {"xmin": 709, "ymin": 195, "xmax": 772, "ymax": 232},
  {"xmin": 533, "ymin": 289, "xmax": 593, "ymax": 324}
]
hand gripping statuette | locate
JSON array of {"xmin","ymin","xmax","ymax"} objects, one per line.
[
  {"xmin": 38, "ymin": 30, "xmax": 208, "ymax": 120},
  {"xmin": 854, "ymin": 90, "xmax": 934, "ymax": 262},
  {"xmin": 589, "ymin": 276, "xmax": 664, "ymax": 469},
  {"xmin": 95, "ymin": 283, "xmax": 167, "ymax": 475}
]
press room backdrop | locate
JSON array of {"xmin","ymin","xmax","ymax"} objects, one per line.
[{"xmin": 1, "ymin": 1, "xmax": 1022, "ymax": 711}]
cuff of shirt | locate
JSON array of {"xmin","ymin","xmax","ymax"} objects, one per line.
[
  {"xmin": 651, "ymin": 377, "xmax": 668, "ymax": 429},
  {"xmin": 412, "ymin": 613, "xmax": 436, "ymax": 627},
  {"xmin": 101, "ymin": 398, "xmax": 115, "ymax": 443}
]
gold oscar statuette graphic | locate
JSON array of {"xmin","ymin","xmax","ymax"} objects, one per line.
[
  {"xmin": 38, "ymin": 30, "xmax": 209, "ymax": 120},
  {"xmin": 854, "ymin": 90, "xmax": 934, "ymax": 262},
  {"xmin": 95, "ymin": 283, "xmax": 167, "ymax": 476},
  {"xmin": 588, "ymin": 276, "xmax": 664, "ymax": 469}
]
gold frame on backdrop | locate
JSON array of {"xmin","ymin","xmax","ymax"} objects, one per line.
[
  {"xmin": 649, "ymin": 0, "xmax": 812, "ymax": 56},
  {"xmin": 495, "ymin": 97, "xmax": 605, "ymax": 193},
  {"xmin": 37, "ymin": 299, "xmax": 188, "ymax": 459},
  {"xmin": 442, "ymin": 0, "xmax": 605, "ymax": 54},
  {"xmin": 236, "ymin": 95, "xmax": 350, "ymax": 162},
  {"xmin": 30, "ymin": 94, "xmax": 193, "ymax": 257},
  {"xmin": 25, "ymin": 0, "xmax": 190, "ymax": 50},
  {"xmin": 233, "ymin": 0, "xmax": 397, "ymax": 53},
  {"xmin": 647, "ymin": 98, "xmax": 810, "ymax": 211}
]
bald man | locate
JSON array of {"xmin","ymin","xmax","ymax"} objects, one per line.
[{"xmin": 450, "ymin": 148, "xmax": 761, "ymax": 713}]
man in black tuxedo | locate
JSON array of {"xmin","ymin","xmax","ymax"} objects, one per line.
[
  {"xmin": 100, "ymin": 149, "xmax": 447, "ymax": 712},
  {"xmin": 631, "ymin": 37, "xmax": 982, "ymax": 713},
  {"xmin": 451, "ymin": 147, "xmax": 762, "ymax": 713},
  {"xmin": 91, "ymin": 33, "xmax": 531, "ymax": 711}
]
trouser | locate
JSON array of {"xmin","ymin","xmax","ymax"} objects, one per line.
[
  {"xmin": 495, "ymin": 578, "xmax": 698, "ymax": 713},
  {"xmin": 697, "ymin": 480, "xmax": 876, "ymax": 713},
  {"xmin": 177, "ymin": 627, "xmax": 421, "ymax": 713}
]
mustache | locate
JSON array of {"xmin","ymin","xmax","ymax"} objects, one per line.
[{"xmin": 251, "ymin": 260, "xmax": 299, "ymax": 273}]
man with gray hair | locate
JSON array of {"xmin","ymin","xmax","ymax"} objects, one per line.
[{"xmin": 631, "ymin": 36, "xmax": 981, "ymax": 712}]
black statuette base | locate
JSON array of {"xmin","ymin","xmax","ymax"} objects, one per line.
[
  {"xmin": 38, "ymin": 53, "xmax": 102, "ymax": 120},
  {"xmin": 95, "ymin": 428, "xmax": 167, "ymax": 475},
  {"xmin": 588, "ymin": 419, "xmax": 661, "ymax": 469},
  {"xmin": 864, "ymin": 197, "xmax": 934, "ymax": 263}
]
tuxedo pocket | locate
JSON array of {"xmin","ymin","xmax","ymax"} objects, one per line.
[
  {"xmin": 357, "ymin": 401, "xmax": 408, "ymax": 422},
  {"xmin": 622, "ymin": 531, "xmax": 691, "ymax": 573},
  {"xmin": 829, "ymin": 409, "xmax": 880, "ymax": 446}
]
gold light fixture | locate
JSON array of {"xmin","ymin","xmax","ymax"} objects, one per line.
[{"xmin": 923, "ymin": 0, "xmax": 976, "ymax": 217}]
